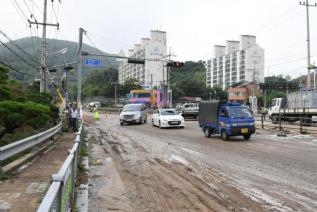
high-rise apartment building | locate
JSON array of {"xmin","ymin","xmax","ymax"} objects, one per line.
[
  {"xmin": 206, "ymin": 35, "xmax": 264, "ymax": 90},
  {"xmin": 118, "ymin": 30, "xmax": 167, "ymax": 87}
]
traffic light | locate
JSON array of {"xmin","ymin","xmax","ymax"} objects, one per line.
[
  {"xmin": 166, "ymin": 61, "xmax": 184, "ymax": 67},
  {"xmin": 128, "ymin": 58, "xmax": 145, "ymax": 64}
]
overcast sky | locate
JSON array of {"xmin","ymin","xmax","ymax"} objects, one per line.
[{"xmin": 1, "ymin": 0, "xmax": 317, "ymax": 78}]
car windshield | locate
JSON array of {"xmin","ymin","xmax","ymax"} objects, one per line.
[
  {"xmin": 123, "ymin": 105, "xmax": 140, "ymax": 112},
  {"xmin": 228, "ymin": 107, "xmax": 252, "ymax": 119},
  {"xmin": 184, "ymin": 104, "xmax": 194, "ymax": 108},
  {"xmin": 271, "ymin": 100, "xmax": 277, "ymax": 107},
  {"xmin": 160, "ymin": 110, "xmax": 177, "ymax": 115}
]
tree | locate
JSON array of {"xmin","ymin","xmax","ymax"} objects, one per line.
[
  {"xmin": 0, "ymin": 67, "xmax": 58, "ymax": 143},
  {"xmin": 0, "ymin": 66, "xmax": 11, "ymax": 101},
  {"xmin": 0, "ymin": 101, "xmax": 52, "ymax": 141},
  {"xmin": 118, "ymin": 78, "xmax": 142, "ymax": 96}
]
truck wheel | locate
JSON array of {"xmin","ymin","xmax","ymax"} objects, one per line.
[
  {"xmin": 272, "ymin": 116, "xmax": 278, "ymax": 124},
  {"xmin": 243, "ymin": 134, "xmax": 251, "ymax": 140},
  {"xmin": 204, "ymin": 128, "xmax": 211, "ymax": 138},
  {"xmin": 221, "ymin": 130, "xmax": 228, "ymax": 141}
]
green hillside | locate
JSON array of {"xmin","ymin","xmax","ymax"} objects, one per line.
[{"xmin": 0, "ymin": 37, "xmax": 118, "ymax": 83}]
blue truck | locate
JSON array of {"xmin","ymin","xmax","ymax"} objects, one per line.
[{"xmin": 199, "ymin": 101, "xmax": 255, "ymax": 141}]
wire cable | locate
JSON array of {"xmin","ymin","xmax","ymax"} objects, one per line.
[
  {"xmin": 0, "ymin": 30, "xmax": 40, "ymax": 66},
  {"xmin": 0, "ymin": 39, "xmax": 38, "ymax": 69},
  {"xmin": 0, "ymin": 58, "xmax": 34, "ymax": 77},
  {"xmin": 84, "ymin": 31, "xmax": 118, "ymax": 68}
]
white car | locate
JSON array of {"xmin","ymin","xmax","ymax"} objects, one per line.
[{"xmin": 152, "ymin": 109, "xmax": 185, "ymax": 128}]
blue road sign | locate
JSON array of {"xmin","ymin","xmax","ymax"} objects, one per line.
[{"xmin": 84, "ymin": 58, "xmax": 102, "ymax": 66}]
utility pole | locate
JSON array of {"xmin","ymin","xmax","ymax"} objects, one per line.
[
  {"xmin": 300, "ymin": 0, "xmax": 317, "ymax": 90},
  {"xmin": 253, "ymin": 60, "xmax": 256, "ymax": 82},
  {"xmin": 29, "ymin": 0, "xmax": 59, "ymax": 93},
  {"xmin": 111, "ymin": 82, "xmax": 119, "ymax": 106},
  {"xmin": 162, "ymin": 63, "xmax": 165, "ymax": 107},
  {"xmin": 77, "ymin": 28, "xmax": 85, "ymax": 107},
  {"xmin": 167, "ymin": 47, "xmax": 176, "ymax": 108}
]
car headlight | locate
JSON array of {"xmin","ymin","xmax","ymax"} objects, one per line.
[
  {"xmin": 134, "ymin": 113, "xmax": 140, "ymax": 118},
  {"xmin": 161, "ymin": 118, "xmax": 168, "ymax": 122},
  {"xmin": 231, "ymin": 123, "xmax": 238, "ymax": 127}
]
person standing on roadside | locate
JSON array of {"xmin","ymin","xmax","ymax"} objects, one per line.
[{"xmin": 70, "ymin": 104, "xmax": 79, "ymax": 131}]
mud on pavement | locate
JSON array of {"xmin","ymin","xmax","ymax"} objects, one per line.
[{"xmin": 86, "ymin": 124, "xmax": 266, "ymax": 212}]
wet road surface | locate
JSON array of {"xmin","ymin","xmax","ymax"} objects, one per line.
[{"xmin": 86, "ymin": 113, "xmax": 317, "ymax": 211}]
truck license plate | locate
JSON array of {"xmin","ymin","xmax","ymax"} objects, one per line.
[{"xmin": 241, "ymin": 128, "xmax": 248, "ymax": 133}]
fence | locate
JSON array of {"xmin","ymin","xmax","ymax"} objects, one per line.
[
  {"xmin": 37, "ymin": 123, "xmax": 84, "ymax": 212},
  {"xmin": 255, "ymin": 114, "xmax": 317, "ymax": 134},
  {"xmin": 0, "ymin": 122, "xmax": 62, "ymax": 176}
]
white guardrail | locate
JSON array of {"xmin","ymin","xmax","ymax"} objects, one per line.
[
  {"xmin": 37, "ymin": 123, "xmax": 84, "ymax": 212},
  {"xmin": 0, "ymin": 122, "xmax": 62, "ymax": 175}
]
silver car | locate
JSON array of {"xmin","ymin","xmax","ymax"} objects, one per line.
[{"xmin": 119, "ymin": 104, "xmax": 147, "ymax": 125}]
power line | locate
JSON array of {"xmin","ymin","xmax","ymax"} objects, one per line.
[
  {"xmin": 0, "ymin": 39, "xmax": 38, "ymax": 69},
  {"xmin": 28, "ymin": 0, "xmax": 43, "ymax": 14},
  {"xmin": 252, "ymin": 4, "xmax": 299, "ymax": 34},
  {"xmin": 12, "ymin": 0, "xmax": 29, "ymax": 20},
  {"xmin": 0, "ymin": 58, "xmax": 33, "ymax": 77},
  {"xmin": 85, "ymin": 31, "xmax": 118, "ymax": 68},
  {"xmin": 0, "ymin": 30, "xmax": 40, "ymax": 66},
  {"xmin": 11, "ymin": 0, "xmax": 28, "ymax": 23}
]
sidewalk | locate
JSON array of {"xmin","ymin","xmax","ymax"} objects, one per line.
[{"xmin": 0, "ymin": 132, "xmax": 75, "ymax": 212}]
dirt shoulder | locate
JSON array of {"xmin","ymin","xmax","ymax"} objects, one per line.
[{"xmin": 0, "ymin": 132, "xmax": 75, "ymax": 212}]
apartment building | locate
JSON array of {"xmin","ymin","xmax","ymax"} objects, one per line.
[
  {"xmin": 206, "ymin": 35, "xmax": 265, "ymax": 90},
  {"xmin": 118, "ymin": 30, "xmax": 167, "ymax": 87}
]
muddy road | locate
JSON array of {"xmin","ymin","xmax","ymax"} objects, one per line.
[{"xmin": 85, "ymin": 113, "xmax": 317, "ymax": 211}]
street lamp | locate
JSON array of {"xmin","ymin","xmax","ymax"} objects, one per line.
[{"xmin": 48, "ymin": 48, "xmax": 68, "ymax": 55}]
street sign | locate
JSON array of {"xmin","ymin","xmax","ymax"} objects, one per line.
[{"xmin": 84, "ymin": 58, "xmax": 102, "ymax": 66}]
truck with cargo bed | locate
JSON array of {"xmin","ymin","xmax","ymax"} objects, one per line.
[
  {"xmin": 268, "ymin": 90, "xmax": 317, "ymax": 125},
  {"xmin": 199, "ymin": 101, "xmax": 255, "ymax": 140}
]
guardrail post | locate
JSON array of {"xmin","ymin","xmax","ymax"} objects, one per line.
[
  {"xmin": 261, "ymin": 114, "xmax": 264, "ymax": 129},
  {"xmin": 0, "ymin": 161, "xmax": 3, "ymax": 177},
  {"xmin": 51, "ymin": 174, "xmax": 63, "ymax": 212},
  {"xmin": 71, "ymin": 155, "xmax": 76, "ymax": 201},
  {"xmin": 279, "ymin": 114, "xmax": 282, "ymax": 131},
  {"xmin": 56, "ymin": 183, "xmax": 62, "ymax": 212},
  {"xmin": 300, "ymin": 116, "xmax": 303, "ymax": 134}
]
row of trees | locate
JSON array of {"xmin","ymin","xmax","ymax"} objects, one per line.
[
  {"xmin": 170, "ymin": 61, "xmax": 227, "ymax": 101},
  {"xmin": 80, "ymin": 62, "xmax": 306, "ymax": 107},
  {"xmin": 0, "ymin": 66, "xmax": 59, "ymax": 144},
  {"xmin": 81, "ymin": 61, "xmax": 228, "ymax": 102},
  {"xmin": 81, "ymin": 68, "xmax": 142, "ymax": 99}
]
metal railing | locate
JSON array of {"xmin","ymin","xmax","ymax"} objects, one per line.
[
  {"xmin": 37, "ymin": 124, "xmax": 84, "ymax": 212},
  {"xmin": 0, "ymin": 122, "xmax": 62, "ymax": 175},
  {"xmin": 255, "ymin": 114, "xmax": 317, "ymax": 134}
]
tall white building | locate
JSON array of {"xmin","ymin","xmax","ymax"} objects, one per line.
[
  {"xmin": 118, "ymin": 30, "xmax": 167, "ymax": 87},
  {"xmin": 206, "ymin": 35, "xmax": 265, "ymax": 90}
]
